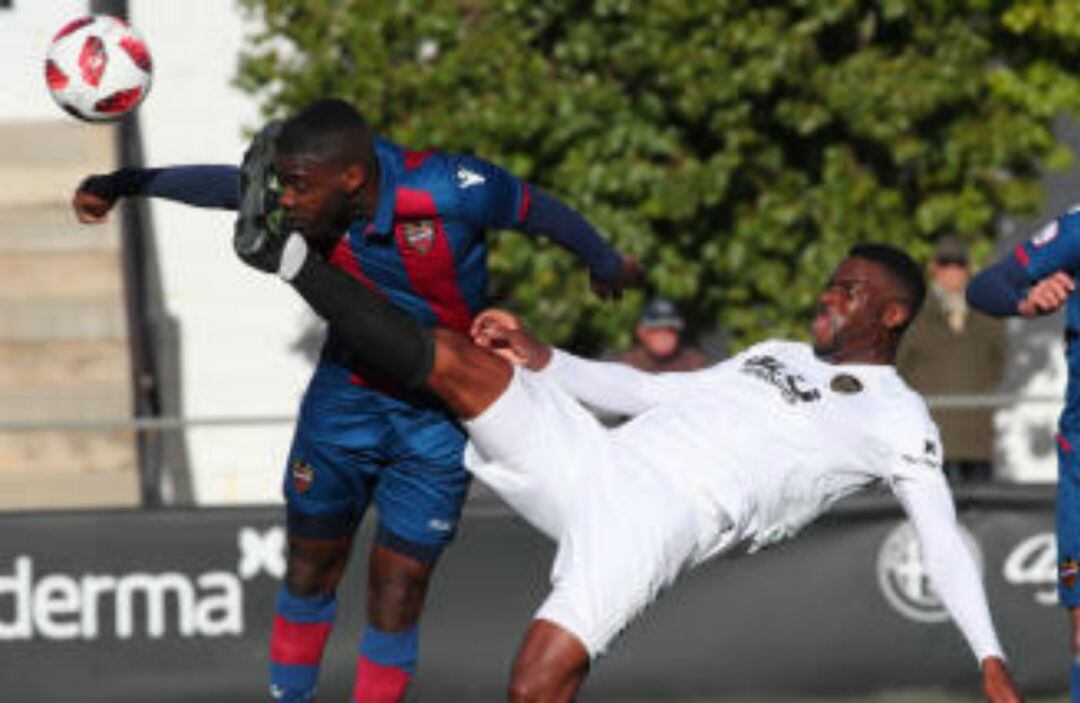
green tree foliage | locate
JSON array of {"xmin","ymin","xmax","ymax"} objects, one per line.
[{"xmin": 236, "ymin": 0, "xmax": 1080, "ymax": 352}]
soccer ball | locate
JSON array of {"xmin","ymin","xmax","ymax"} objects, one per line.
[{"xmin": 44, "ymin": 15, "xmax": 153, "ymax": 123}]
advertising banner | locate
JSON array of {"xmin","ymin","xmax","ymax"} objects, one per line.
[{"xmin": 0, "ymin": 487, "xmax": 1065, "ymax": 701}]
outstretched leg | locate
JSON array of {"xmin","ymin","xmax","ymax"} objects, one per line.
[{"xmin": 281, "ymin": 236, "xmax": 513, "ymax": 416}]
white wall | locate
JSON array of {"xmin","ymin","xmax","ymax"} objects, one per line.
[
  {"xmin": 0, "ymin": 1, "xmax": 90, "ymax": 121},
  {"xmin": 129, "ymin": 0, "xmax": 313, "ymax": 504},
  {"xmin": 0, "ymin": 1, "xmax": 313, "ymax": 503}
]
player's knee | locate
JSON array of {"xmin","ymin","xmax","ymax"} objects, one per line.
[
  {"xmin": 284, "ymin": 545, "xmax": 349, "ymax": 597},
  {"xmin": 368, "ymin": 573, "xmax": 429, "ymax": 630},
  {"xmin": 430, "ymin": 329, "xmax": 511, "ymax": 418},
  {"xmin": 507, "ymin": 667, "xmax": 560, "ymax": 703}
]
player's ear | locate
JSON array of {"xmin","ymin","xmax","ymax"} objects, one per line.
[
  {"xmin": 881, "ymin": 301, "xmax": 910, "ymax": 332},
  {"xmin": 341, "ymin": 162, "xmax": 367, "ymax": 193}
]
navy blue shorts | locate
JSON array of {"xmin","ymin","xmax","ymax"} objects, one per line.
[
  {"xmin": 1057, "ymin": 432, "xmax": 1080, "ymax": 607},
  {"xmin": 283, "ymin": 366, "xmax": 470, "ymax": 561}
]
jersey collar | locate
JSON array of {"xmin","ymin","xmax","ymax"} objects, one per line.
[{"xmin": 362, "ymin": 138, "xmax": 399, "ymax": 237}]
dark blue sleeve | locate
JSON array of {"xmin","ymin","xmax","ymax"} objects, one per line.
[
  {"xmin": 966, "ymin": 254, "xmax": 1030, "ymax": 317},
  {"xmin": 521, "ymin": 189, "xmax": 623, "ymax": 282},
  {"xmin": 81, "ymin": 165, "xmax": 240, "ymax": 210},
  {"xmin": 137, "ymin": 165, "xmax": 240, "ymax": 209},
  {"xmin": 453, "ymin": 155, "xmax": 623, "ymax": 282}
]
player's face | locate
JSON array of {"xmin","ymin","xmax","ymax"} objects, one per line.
[
  {"xmin": 276, "ymin": 154, "xmax": 355, "ymax": 246},
  {"xmin": 812, "ymin": 257, "xmax": 905, "ymax": 361}
]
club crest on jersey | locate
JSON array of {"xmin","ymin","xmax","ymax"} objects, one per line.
[
  {"xmin": 829, "ymin": 374, "xmax": 863, "ymax": 394},
  {"xmin": 290, "ymin": 459, "xmax": 315, "ymax": 494},
  {"xmin": 1061, "ymin": 558, "xmax": 1080, "ymax": 589},
  {"xmin": 402, "ymin": 220, "xmax": 435, "ymax": 254},
  {"xmin": 740, "ymin": 355, "xmax": 821, "ymax": 405}
]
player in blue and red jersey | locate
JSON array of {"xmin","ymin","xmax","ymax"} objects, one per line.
[
  {"xmin": 73, "ymin": 98, "xmax": 639, "ymax": 703},
  {"xmin": 967, "ymin": 208, "xmax": 1080, "ymax": 701}
]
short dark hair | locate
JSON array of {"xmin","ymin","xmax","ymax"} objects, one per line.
[
  {"xmin": 277, "ymin": 98, "xmax": 375, "ymax": 168},
  {"xmin": 848, "ymin": 243, "xmax": 926, "ymax": 331}
]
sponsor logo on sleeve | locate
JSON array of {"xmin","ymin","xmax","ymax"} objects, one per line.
[
  {"xmin": 456, "ymin": 166, "xmax": 485, "ymax": 189},
  {"xmin": 1031, "ymin": 220, "xmax": 1059, "ymax": 248},
  {"xmin": 900, "ymin": 438, "xmax": 941, "ymax": 470}
]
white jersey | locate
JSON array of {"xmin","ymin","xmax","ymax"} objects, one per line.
[
  {"xmin": 548, "ymin": 341, "xmax": 937, "ymax": 556},
  {"xmin": 539, "ymin": 340, "xmax": 1003, "ymax": 661}
]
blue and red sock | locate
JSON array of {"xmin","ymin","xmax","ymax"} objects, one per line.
[
  {"xmin": 268, "ymin": 586, "xmax": 338, "ymax": 702},
  {"xmin": 353, "ymin": 625, "xmax": 419, "ymax": 703}
]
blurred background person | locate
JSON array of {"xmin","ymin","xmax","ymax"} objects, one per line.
[
  {"xmin": 618, "ymin": 297, "xmax": 708, "ymax": 373},
  {"xmin": 898, "ymin": 235, "xmax": 1007, "ymax": 483}
]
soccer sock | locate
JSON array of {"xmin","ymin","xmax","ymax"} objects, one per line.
[
  {"xmin": 268, "ymin": 586, "xmax": 338, "ymax": 703},
  {"xmin": 353, "ymin": 625, "xmax": 419, "ymax": 703},
  {"xmin": 280, "ymin": 234, "xmax": 434, "ymax": 391},
  {"xmin": 1071, "ymin": 658, "xmax": 1080, "ymax": 702}
]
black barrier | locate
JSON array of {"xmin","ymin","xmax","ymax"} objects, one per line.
[{"xmin": 0, "ymin": 487, "xmax": 1066, "ymax": 701}]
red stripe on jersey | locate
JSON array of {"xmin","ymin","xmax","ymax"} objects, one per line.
[
  {"xmin": 1059, "ymin": 434, "xmax": 1074, "ymax": 454},
  {"xmin": 328, "ymin": 236, "xmax": 379, "ymax": 292},
  {"xmin": 270, "ymin": 616, "xmax": 332, "ymax": 666},
  {"xmin": 1014, "ymin": 244, "xmax": 1030, "ymax": 267},
  {"xmin": 394, "ymin": 187, "xmax": 439, "ymax": 219},
  {"xmin": 517, "ymin": 184, "xmax": 532, "ymax": 223},
  {"xmin": 404, "ymin": 150, "xmax": 434, "ymax": 171},
  {"xmin": 394, "ymin": 195, "xmax": 473, "ymax": 333}
]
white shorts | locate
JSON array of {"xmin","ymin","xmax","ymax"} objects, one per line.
[{"xmin": 464, "ymin": 368, "xmax": 705, "ymax": 657}]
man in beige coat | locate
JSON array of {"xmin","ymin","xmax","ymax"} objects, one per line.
[{"xmin": 899, "ymin": 236, "xmax": 1007, "ymax": 482}]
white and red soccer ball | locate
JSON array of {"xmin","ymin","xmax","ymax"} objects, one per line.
[{"xmin": 44, "ymin": 15, "xmax": 153, "ymax": 123}]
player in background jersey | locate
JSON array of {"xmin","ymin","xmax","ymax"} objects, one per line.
[
  {"xmin": 231, "ymin": 134, "xmax": 1022, "ymax": 702},
  {"xmin": 967, "ymin": 209, "xmax": 1080, "ymax": 702},
  {"xmin": 72, "ymin": 99, "xmax": 639, "ymax": 703}
]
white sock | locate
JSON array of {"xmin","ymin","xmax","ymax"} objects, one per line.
[{"xmin": 277, "ymin": 233, "xmax": 309, "ymax": 281}]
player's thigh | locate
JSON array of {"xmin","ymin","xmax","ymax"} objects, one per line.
[
  {"xmin": 535, "ymin": 465, "xmax": 701, "ymax": 658},
  {"xmin": 1057, "ymin": 431, "xmax": 1080, "ymax": 608},
  {"xmin": 373, "ymin": 412, "xmax": 471, "ymax": 560},
  {"xmin": 463, "ymin": 369, "xmax": 610, "ymax": 540},
  {"xmin": 283, "ymin": 391, "xmax": 389, "ymax": 540}
]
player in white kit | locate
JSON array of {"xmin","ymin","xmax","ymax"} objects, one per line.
[{"xmin": 233, "ymin": 135, "xmax": 1022, "ymax": 702}]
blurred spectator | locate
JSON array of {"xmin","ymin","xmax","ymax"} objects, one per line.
[
  {"xmin": 618, "ymin": 297, "xmax": 708, "ymax": 372},
  {"xmin": 898, "ymin": 235, "xmax": 1007, "ymax": 483}
]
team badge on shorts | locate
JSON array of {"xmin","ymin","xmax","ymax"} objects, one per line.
[
  {"xmin": 401, "ymin": 221, "xmax": 435, "ymax": 255},
  {"xmin": 1060, "ymin": 558, "xmax": 1080, "ymax": 589},
  {"xmin": 290, "ymin": 459, "xmax": 316, "ymax": 494},
  {"xmin": 830, "ymin": 374, "xmax": 863, "ymax": 394}
]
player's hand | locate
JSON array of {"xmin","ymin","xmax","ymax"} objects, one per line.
[
  {"xmin": 1018, "ymin": 271, "xmax": 1074, "ymax": 317},
  {"xmin": 471, "ymin": 308, "xmax": 552, "ymax": 370},
  {"xmin": 980, "ymin": 657, "xmax": 1023, "ymax": 703},
  {"xmin": 590, "ymin": 254, "xmax": 643, "ymax": 300},
  {"xmin": 72, "ymin": 178, "xmax": 117, "ymax": 224}
]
